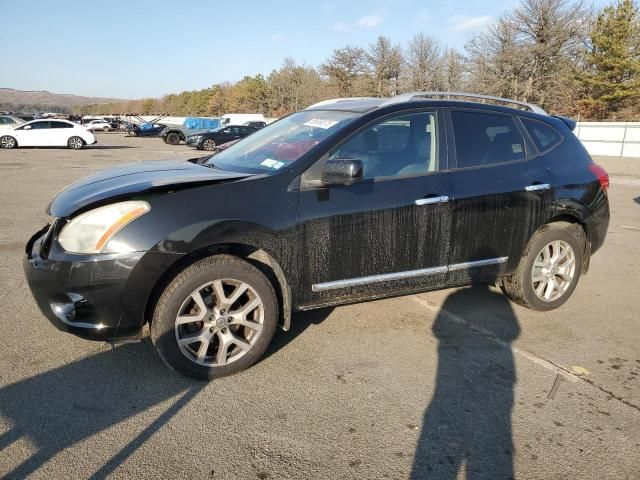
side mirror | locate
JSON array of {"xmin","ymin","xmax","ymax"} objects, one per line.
[{"xmin": 321, "ymin": 159, "xmax": 363, "ymax": 185}]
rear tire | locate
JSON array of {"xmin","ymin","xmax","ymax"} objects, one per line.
[
  {"xmin": 501, "ymin": 222, "xmax": 585, "ymax": 311},
  {"xmin": 166, "ymin": 132, "xmax": 180, "ymax": 145},
  {"xmin": 103, "ymin": 126, "xmax": 109, "ymax": 132},
  {"xmin": 0, "ymin": 135, "xmax": 17, "ymax": 149},
  {"xmin": 151, "ymin": 255, "xmax": 278, "ymax": 380},
  {"xmin": 67, "ymin": 136, "xmax": 85, "ymax": 150}
]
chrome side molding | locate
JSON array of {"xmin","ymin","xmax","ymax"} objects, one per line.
[
  {"xmin": 312, "ymin": 265, "xmax": 448, "ymax": 292},
  {"xmin": 312, "ymin": 257, "xmax": 509, "ymax": 292}
]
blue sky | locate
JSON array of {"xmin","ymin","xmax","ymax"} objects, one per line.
[{"xmin": 0, "ymin": 0, "xmax": 610, "ymax": 99}]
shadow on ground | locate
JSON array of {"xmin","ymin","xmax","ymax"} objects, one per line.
[
  {"xmin": 0, "ymin": 340, "xmax": 201, "ymax": 479},
  {"xmin": 634, "ymin": 196, "xmax": 639, "ymax": 205},
  {"xmin": 0, "ymin": 308, "xmax": 334, "ymax": 479},
  {"xmin": 412, "ymin": 281, "xmax": 520, "ymax": 479}
]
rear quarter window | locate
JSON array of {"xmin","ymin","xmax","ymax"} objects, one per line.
[{"xmin": 521, "ymin": 118, "xmax": 563, "ymax": 152}]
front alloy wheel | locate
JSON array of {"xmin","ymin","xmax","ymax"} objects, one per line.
[
  {"xmin": 202, "ymin": 139, "xmax": 216, "ymax": 151},
  {"xmin": 151, "ymin": 255, "xmax": 278, "ymax": 379},
  {"xmin": 0, "ymin": 136, "xmax": 17, "ymax": 148},
  {"xmin": 175, "ymin": 279, "xmax": 265, "ymax": 367}
]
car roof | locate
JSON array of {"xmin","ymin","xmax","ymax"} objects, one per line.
[{"xmin": 305, "ymin": 92, "xmax": 548, "ymax": 117}]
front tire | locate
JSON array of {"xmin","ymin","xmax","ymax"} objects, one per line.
[
  {"xmin": 67, "ymin": 136, "xmax": 85, "ymax": 149},
  {"xmin": 0, "ymin": 135, "xmax": 17, "ymax": 149},
  {"xmin": 151, "ymin": 255, "xmax": 278, "ymax": 380},
  {"xmin": 166, "ymin": 132, "xmax": 180, "ymax": 145},
  {"xmin": 202, "ymin": 139, "xmax": 217, "ymax": 151},
  {"xmin": 502, "ymin": 222, "xmax": 585, "ymax": 311}
]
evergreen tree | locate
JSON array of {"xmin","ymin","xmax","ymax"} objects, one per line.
[{"xmin": 581, "ymin": 0, "xmax": 640, "ymax": 112}]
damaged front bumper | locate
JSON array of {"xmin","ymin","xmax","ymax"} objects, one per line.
[{"xmin": 23, "ymin": 224, "xmax": 144, "ymax": 342}]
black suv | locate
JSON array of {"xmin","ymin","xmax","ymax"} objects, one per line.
[
  {"xmin": 24, "ymin": 93, "xmax": 610, "ymax": 380},
  {"xmin": 186, "ymin": 125, "xmax": 258, "ymax": 151}
]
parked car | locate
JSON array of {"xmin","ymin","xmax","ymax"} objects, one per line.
[
  {"xmin": 160, "ymin": 117, "xmax": 221, "ymax": 145},
  {"xmin": 85, "ymin": 119, "xmax": 111, "ymax": 132},
  {"xmin": 126, "ymin": 123, "xmax": 167, "ymax": 137},
  {"xmin": 1, "ymin": 119, "xmax": 95, "ymax": 149},
  {"xmin": 23, "ymin": 92, "xmax": 609, "ymax": 380},
  {"xmin": 0, "ymin": 115, "xmax": 25, "ymax": 130},
  {"xmin": 186, "ymin": 125, "xmax": 258, "ymax": 150},
  {"xmin": 243, "ymin": 121, "xmax": 267, "ymax": 129}
]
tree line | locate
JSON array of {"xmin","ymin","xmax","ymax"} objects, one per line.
[{"xmin": 78, "ymin": 0, "xmax": 640, "ymax": 121}]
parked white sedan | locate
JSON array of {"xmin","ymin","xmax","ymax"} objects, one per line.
[
  {"xmin": 85, "ymin": 119, "xmax": 112, "ymax": 131},
  {"xmin": 0, "ymin": 119, "xmax": 96, "ymax": 149}
]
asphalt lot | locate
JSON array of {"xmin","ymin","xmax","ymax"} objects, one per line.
[{"xmin": 1, "ymin": 133, "xmax": 639, "ymax": 479}]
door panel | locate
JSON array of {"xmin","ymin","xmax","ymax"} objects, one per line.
[
  {"xmin": 447, "ymin": 109, "xmax": 556, "ymax": 279},
  {"xmin": 297, "ymin": 110, "xmax": 452, "ymax": 307}
]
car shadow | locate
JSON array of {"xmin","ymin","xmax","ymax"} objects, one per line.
[
  {"xmin": 634, "ymin": 196, "xmax": 639, "ymax": 205},
  {"xmin": 0, "ymin": 339, "xmax": 203, "ymax": 479},
  {"xmin": 85, "ymin": 146, "xmax": 136, "ymax": 150},
  {"xmin": 411, "ymin": 277, "xmax": 520, "ymax": 478},
  {"xmin": 262, "ymin": 307, "xmax": 334, "ymax": 361}
]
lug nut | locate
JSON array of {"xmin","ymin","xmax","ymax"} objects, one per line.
[{"xmin": 220, "ymin": 309, "xmax": 226, "ymax": 315}]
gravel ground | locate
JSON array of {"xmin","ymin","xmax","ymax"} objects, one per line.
[{"xmin": 0, "ymin": 134, "xmax": 639, "ymax": 480}]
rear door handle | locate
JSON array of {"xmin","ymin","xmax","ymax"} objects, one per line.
[
  {"xmin": 415, "ymin": 195, "xmax": 449, "ymax": 206},
  {"xmin": 525, "ymin": 183, "xmax": 550, "ymax": 192}
]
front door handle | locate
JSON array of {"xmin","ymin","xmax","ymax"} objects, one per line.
[
  {"xmin": 525, "ymin": 183, "xmax": 551, "ymax": 192},
  {"xmin": 415, "ymin": 195, "xmax": 449, "ymax": 206}
]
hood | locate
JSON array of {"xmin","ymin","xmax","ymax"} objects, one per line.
[
  {"xmin": 186, "ymin": 128, "xmax": 221, "ymax": 137},
  {"xmin": 48, "ymin": 159, "xmax": 252, "ymax": 217}
]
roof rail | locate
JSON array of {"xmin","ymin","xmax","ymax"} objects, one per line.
[
  {"xmin": 306, "ymin": 97, "xmax": 378, "ymax": 109},
  {"xmin": 381, "ymin": 91, "xmax": 547, "ymax": 115}
]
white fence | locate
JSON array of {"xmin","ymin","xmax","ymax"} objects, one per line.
[{"xmin": 575, "ymin": 122, "xmax": 640, "ymax": 158}]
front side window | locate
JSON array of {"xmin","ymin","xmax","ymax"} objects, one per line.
[
  {"xmin": 451, "ymin": 111, "xmax": 525, "ymax": 168},
  {"xmin": 207, "ymin": 110, "xmax": 358, "ymax": 174},
  {"xmin": 522, "ymin": 118, "xmax": 563, "ymax": 152},
  {"xmin": 326, "ymin": 112, "xmax": 439, "ymax": 179},
  {"xmin": 23, "ymin": 121, "xmax": 50, "ymax": 130}
]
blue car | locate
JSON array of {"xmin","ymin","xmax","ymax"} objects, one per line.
[{"xmin": 126, "ymin": 122, "xmax": 167, "ymax": 137}]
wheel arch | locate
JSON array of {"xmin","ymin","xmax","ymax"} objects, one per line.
[{"xmin": 144, "ymin": 242, "xmax": 292, "ymax": 332}]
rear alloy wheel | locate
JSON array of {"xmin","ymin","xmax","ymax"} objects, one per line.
[
  {"xmin": 67, "ymin": 136, "xmax": 84, "ymax": 150},
  {"xmin": 0, "ymin": 136, "xmax": 17, "ymax": 149},
  {"xmin": 103, "ymin": 126, "xmax": 109, "ymax": 132},
  {"xmin": 151, "ymin": 255, "xmax": 278, "ymax": 380},
  {"xmin": 166, "ymin": 132, "xmax": 180, "ymax": 145},
  {"xmin": 501, "ymin": 221, "xmax": 584, "ymax": 311},
  {"xmin": 202, "ymin": 139, "xmax": 216, "ymax": 151}
]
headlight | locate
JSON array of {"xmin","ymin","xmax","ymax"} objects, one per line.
[
  {"xmin": 58, "ymin": 201, "xmax": 150, "ymax": 254},
  {"xmin": 189, "ymin": 135, "xmax": 202, "ymax": 141}
]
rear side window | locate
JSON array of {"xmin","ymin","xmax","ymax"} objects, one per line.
[
  {"xmin": 522, "ymin": 118, "xmax": 562, "ymax": 152},
  {"xmin": 451, "ymin": 111, "xmax": 525, "ymax": 168},
  {"xmin": 51, "ymin": 121, "xmax": 73, "ymax": 128}
]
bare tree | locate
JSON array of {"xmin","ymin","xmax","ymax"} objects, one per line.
[
  {"xmin": 441, "ymin": 48, "xmax": 467, "ymax": 92},
  {"xmin": 320, "ymin": 46, "xmax": 368, "ymax": 96},
  {"xmin": 366, "ymin": 36, "xmax": 404, "ymax": 97},
  {"xmin": 404, "ymin": 33, "xmax": 443, "ymax": 91}
]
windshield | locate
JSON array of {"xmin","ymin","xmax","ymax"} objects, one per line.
[{"xmin": 207, "ymin": 110, "xmax": 358, "ymax": 174}]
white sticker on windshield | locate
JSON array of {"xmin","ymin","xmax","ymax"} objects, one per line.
[
  {"xmin": 260, "ymin": 159, "xmax": 278, "ymax": 168},
  {"xmin": 512, "ymin": 143, "xmax": 523, "ymax": 154},
  {"xmin": 304, "ymin": 119, "xmax": 338, "ymax": 129},
  {"xmin": 273, "ymin": 161, "xmax": 285, "ymax": 169}
]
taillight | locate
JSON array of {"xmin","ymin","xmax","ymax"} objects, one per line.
[{"xmin": 588, "ymin": 164, "xmax": 609, "ymax": 190}]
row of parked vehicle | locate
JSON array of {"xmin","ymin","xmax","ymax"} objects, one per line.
[{"xmin": 0, "ymin": 113, "xmax": 268, "ymax": 150}]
